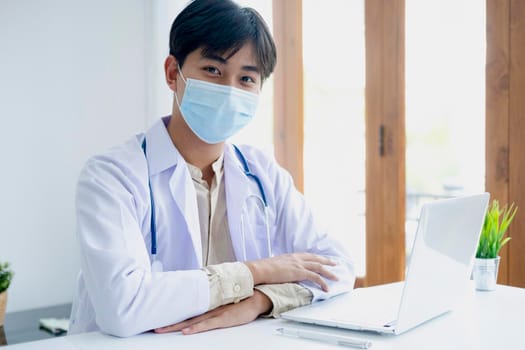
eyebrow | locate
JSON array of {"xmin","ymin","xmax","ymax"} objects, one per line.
[
  {"xmin": 201, "ymin": 53, "xmax": 260, "ymax": 74},
  {"xmin": 241, "ymin": 65, "xmax": 260, "ymax": 74},
  {"xmin": 201, "ymin": 53, "xmax": 228, "ymax": 64}
]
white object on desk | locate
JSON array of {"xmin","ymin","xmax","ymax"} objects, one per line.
[
  {"xmin": 2, "ymin": 284, "xmax": 524, "ymax": 350},
  {"xmin": 39, "ymin": 318, "xmax": 69, "ymax": 335},
  {"xmin": 276, "ymin": 327, "xmax": 372, "ymax": 349},
  {"xmin": 281, "ymin": 193, "xmax": 490, "ymax": 335}
]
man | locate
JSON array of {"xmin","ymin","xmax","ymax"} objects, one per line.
[{"xmin": 69, "ymin": 0, "xmax": 354, "ymax": 337}]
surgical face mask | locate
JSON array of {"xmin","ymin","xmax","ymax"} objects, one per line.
[{"xmin": 174, "ymin": 67, "xmax": 259, "ymax": 144}]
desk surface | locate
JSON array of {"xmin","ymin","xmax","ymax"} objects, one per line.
[
  {"xmin": 3, "ymin": 284, "xmax": 524, "ymax": 350},
  {"xmin": 1, "ymin": 304, "xmax": 71, "ymax": 346}
]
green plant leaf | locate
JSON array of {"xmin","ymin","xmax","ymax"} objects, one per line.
[
  {"xmin": 500, "ymin": 236, "xmax": 511, "ymax": 249},
  {"xmin": 476, "ymin": 200, "xmax": 518, "ymax": 259},
  {"xmin": 0, "ymin": 262, "xmax": 14, "ymax": 293}
]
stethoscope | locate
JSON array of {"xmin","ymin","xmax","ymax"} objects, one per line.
[{"xmin": 142, "ymin": 138, "xmax": 272, "ymax": 272}]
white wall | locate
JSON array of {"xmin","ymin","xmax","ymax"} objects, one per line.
[
  {"xmin": 0, "ymin": 0, "xmax": 151, "ymax": 312},
  {"xmin": 146, "ymin": 0, "xmax": 190, "ymax": 125}
]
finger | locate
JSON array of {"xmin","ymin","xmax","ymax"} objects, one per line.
[
  {"xmin": 298, "ymin": 253, "xmax": 337, "ymax": 266},
  {"xmin": 321, "ymin": 257, "xmax": 337, "ymax": 266},
  {"xmin": 154, "ymin": 323, "xmax": 184, "ymax": 333},
  {"xmin": 303, "ymin": 262, "xmax": 339, "ymax": 281},
  {"xmin": 155, "ymin": 316, "xmax": 208, "ymax": 333},
  {"xmin": 181, "ymin": 316, "xmax": 223, "ymax": 335},
  {"xmin": 154, "ymin": 321, "xmax": 190, "ymax": 333},
  {"xmin": 154, "ymin": 308, "xmax": 223, "ymax": 333},
  {"xmin": 182, "ymin": 309, "xmax": 245, "ymax": 335},
  {"xmin": 182, "ymin": 299, "xmax": 260, "ymax": 335},
  {"xmin": 304, "ymin": 271, "xmax": 330, "ymax": 292}
]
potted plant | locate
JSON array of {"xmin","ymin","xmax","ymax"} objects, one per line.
[
  {"xmin": 0, "ymin": 262, "xmax": 14, "ymax": 326},
  {"xmin": 473, "ymin": 200, "xmax": 517, "ymax": 291}
]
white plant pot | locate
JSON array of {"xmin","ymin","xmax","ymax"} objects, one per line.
[{"xmin": 473, "ymin": 256, "xmax": 500, "ymax": 291}]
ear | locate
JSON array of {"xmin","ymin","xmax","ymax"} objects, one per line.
[{"xmin": 164, "ymin": 55, "xmax": 179, "ymax": 92}]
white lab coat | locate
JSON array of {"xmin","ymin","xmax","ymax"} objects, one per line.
[{"xmin": 69, "ymin": 117, "xmax": 355, "ymax": 337}]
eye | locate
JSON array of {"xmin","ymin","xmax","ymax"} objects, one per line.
[
  {"xmin": 241, "ymin": 76, "xmax": 257, "ymax": 84},
  {"xmin": 203, "ymin": 66, "xmax": 220, "ymax": 75}
]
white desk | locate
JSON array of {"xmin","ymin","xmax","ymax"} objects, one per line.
[{"xmin": 4, "ymin": 284, "xmax": 524, "ymax": 349}]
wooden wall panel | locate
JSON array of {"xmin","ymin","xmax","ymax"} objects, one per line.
[
  {"xmin": 486, "ymin": 0, "xmax": 510, "ymax": 284},
  {"xmin": 272, "ymin": 0, "xmax": 304, "ymax": 192},
  {"xmin": 508, "ymin": 0, "xmax": 525, "ymax": 287},
  {"xmin": 365, "ymin": 0, "xmax": 406, "ymax": 286},
  {"xmin": 486, "ymin": 0, "xmax": 525, "ymax": 287}
]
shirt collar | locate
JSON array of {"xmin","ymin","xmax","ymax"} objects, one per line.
[
  {"xmin": 187, "ymin": 153, "xmax": 225, "ymax": 182},
  {"xmin": 212, "ymin": 153, "xmax": 225, "ymax": 173}
]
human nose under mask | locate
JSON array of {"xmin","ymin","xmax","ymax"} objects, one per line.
[{"xmin": 174, "ymin": 66, "xmax": 260, "ymax": 144}]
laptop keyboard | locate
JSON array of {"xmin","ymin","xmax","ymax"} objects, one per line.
[{"xmin": 312, "ymin": 283, "xmax": 403, "ymax": 327}]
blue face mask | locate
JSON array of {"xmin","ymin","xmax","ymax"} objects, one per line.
[{"xmin": 174, "ymin": 67, "xmax": 259, "ymax": 144}]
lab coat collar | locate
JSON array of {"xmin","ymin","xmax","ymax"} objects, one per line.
[
  {"xmin": 168, "ymin": 158, "xmax": 203, "ymax": 267},
  {"xmin": 224, "ymin": 144, "xmax": 253, "ymax": 261},
  {"xmin": 143, "ymin": 116, "xmax": 184, "ymax": 176},
  {"xmin": 144, "ymin": 116, "xmax": 203, "ymax": 266}
]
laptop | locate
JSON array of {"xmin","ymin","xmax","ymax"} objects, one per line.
[{"xmin": 281, "ymin": 193, "xmax": 489, "ymax": 335}]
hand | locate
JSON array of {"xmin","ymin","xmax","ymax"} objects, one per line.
[
  {"xmin": 244, "ymin": 253, "xmax": 339, "ymax": 292},
  {"xmin": 154, "ymin": 290, "xmax": 272, "ymax": 335}
]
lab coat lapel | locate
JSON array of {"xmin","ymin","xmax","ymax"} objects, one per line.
[
  {"xmin": 168, "ymin": 161, "xmax": 203, "ymax": 267},
  {"xmin": 145, "ymin": 118, "xmax": 203, "ymax": 267},
  {"xmin": 224, "ymin": 145, "xmax": 253, "ymax": 261}
]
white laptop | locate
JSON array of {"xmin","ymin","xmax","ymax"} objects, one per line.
[{"xmin": 281, "ymin": 193, "xmax": 489, "ymax": 335}]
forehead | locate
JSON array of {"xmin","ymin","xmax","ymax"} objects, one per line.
[{"xmin": 198, "ymin": 43, "xmax": 259, "ymax": 67}]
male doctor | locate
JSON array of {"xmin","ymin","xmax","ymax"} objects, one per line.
[{"xmin": 69, "ymin": 0, "xmax": 354, "ymax": 337}]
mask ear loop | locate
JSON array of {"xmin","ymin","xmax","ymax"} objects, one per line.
[
  {"xmin": 177, "ymin": 64, "xmax": 187, "ymax": 83},
  {"xmin": 173, "ymin": 64, "xmax": 187, "ymax": 109}
]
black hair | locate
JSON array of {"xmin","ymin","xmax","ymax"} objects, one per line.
[{"xmin": 169, "ymin": 0, "xmax": 276, "ymax": 82}]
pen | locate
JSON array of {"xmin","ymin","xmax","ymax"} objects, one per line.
[{"xmin": 276, "ymin": 327, "xmax": 372, "ymax": 349}]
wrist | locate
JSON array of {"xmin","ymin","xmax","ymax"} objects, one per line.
[
  {"xmin": 253, "ymin": 289, "xmax": 272, "ymax": 316},
  {"xmin": 244, "ymin": 261, "xmax": 263, "ymax": 285}
]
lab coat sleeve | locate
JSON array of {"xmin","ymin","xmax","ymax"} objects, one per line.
[
  {"xmin": 75, "ymin": 156, "xmax": 209, "ymax": 337},
  {"xmin": 270, "ymin": 160, "xmax": 356, "ymax": 302}
]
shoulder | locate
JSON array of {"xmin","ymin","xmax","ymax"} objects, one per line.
[
  {"xmin": 78, "ymin": 134, "xmax": 147, "ymax": 191},
  {"xmin": 227, "ymin": 143, "xmax": 295, "ymax": 190},
  {"xmin": 228, "ymin": 143, "xmax": 277, "ymax": 173}
]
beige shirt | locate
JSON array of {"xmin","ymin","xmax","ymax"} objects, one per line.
[{"xmin": 187, "ymin": 156, "xmax": 312, "ymax": 317}]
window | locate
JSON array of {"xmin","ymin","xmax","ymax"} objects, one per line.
[
  {"xmin": 405, "ymin": 0, "xmax": 486, "ymax": 259},
  {"xmin": 303, "ymin": 0, "xmax": 366, "ymax": 276}
]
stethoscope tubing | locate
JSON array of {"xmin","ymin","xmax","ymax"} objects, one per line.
[
  {"xmin": 233, "ymin": 145, "xmax": 268, "ymax": 207},
  {"xmin": 142, "ymin": 139, "xmax": 271, "ymax": 267},
  {"xmin": 142, "ymin": 139, "xmax": 158, "ymax": 257}
]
